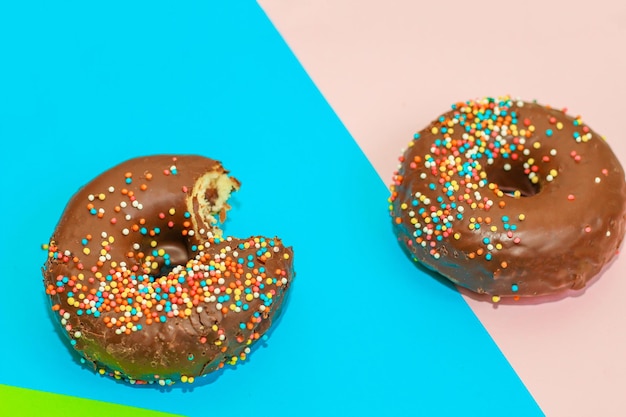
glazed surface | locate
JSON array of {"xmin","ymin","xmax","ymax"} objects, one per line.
[
  {"xmin": 390, "ymin": 97, "xmax": 626, "ymax": 297},
  {"xmin": 43, "ymin": 155, "xmax": 294, "ymax": 384}
]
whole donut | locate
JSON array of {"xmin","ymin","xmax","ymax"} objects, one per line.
[
  {"xmin": 389, "ymin": 97, "xmax": 626, "ymax": 299},
  {"xmin": 43, "ymin": 155, "xmax": 294, "ymax": 385}
]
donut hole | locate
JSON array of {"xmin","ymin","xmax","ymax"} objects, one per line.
[
  {"xmin": 485, "ymin": 160, "xmax": 541, "ymax": 197},
  {"xmin": 152, "ymin": 241, "xmax": 193, "ymax": 276}
]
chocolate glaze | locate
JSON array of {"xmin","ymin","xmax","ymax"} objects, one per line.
[
  {"xmin": 390, "ymin": 98, "xmax": 626, "ymax": 297},
  {"xmin": 43, "ymin": 155, "xmax": 294, "ymax": 384}
]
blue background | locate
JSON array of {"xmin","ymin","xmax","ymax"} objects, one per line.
[{"xmin": 0, "ymin": 1, "xmax": 543, "ymax": 416}]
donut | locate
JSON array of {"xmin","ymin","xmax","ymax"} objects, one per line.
[
  {"xmin": 43, "ymin": 155, "xmax": 294, "ymax": 385},
  {"xmin": 389, "ymin": 96, "xmax": 626, "ymax": 299}
]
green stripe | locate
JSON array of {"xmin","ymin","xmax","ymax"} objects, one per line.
[{"xmin": 0, "ymin": 385, "xmax": 185, "ymax": 417}]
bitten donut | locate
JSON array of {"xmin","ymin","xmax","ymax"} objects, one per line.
[
  {"xmin": 43, "ymin": 155, "xmax": 294, "ymax": 385},
  {"xmin": 390, "ymin": 97, "xmax": 626, "ymax": 299}
]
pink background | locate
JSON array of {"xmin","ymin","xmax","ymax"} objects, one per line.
[{"xmin": 259, "ymin": 1, "xmax": 626, "ymax": 416}]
